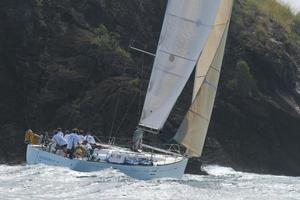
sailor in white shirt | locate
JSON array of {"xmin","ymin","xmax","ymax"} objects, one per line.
[
  {"xmin": 85, "ymin": 132, "xmax": 96, "ymax": 144},
  {"xmin": 77, "ymin": 129, "xmax": 86, "ymax": 143},
  {"xmin": 64, "ymin": 134, "xmax": 70, "ymax": 141},
  {"xmin": 78, "ymin": 134, "xmax": 85, "ymax": 143},
  {"xmin": 82, "ymin": 140, "xmax": 93, "ymax": 156},
  {"xmin": 52, "ymin": 131, "xmax": 67, "ymax": 153},
  {"xmin": 66, "ymin": 130, "xmax": 80, "ymax": 159},
  {"xmin": 56, "ymin": 128, "xmax": 64, "ymax": 137}
]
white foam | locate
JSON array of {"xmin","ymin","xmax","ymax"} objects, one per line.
[
  {"xmin": 202, "ymin": 165, "xmax": 237, "ymax": 176},
  {"xmin": 0, "ymin": 164, "xmax": 300, "ymax": 200}
]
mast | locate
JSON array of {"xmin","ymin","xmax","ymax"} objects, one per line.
[
  {"xmin": 174, "ymin": 0, "xmax": 234, "ymax": 157},
  {"xmin": 139, "ymin": 0, "xmax": 222, "ymax": 131}
]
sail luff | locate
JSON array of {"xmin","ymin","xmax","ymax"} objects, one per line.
[
  {"xmin": 174, "ymin": 0, "xmax": 233, "ymax": 156},
  {"xmin": 139, "ymin": 0, "xmax": 222, "ymax": 130}
]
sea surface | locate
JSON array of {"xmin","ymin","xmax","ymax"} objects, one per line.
[{"xmin": 0, "ymin": 164, "xmax": 299, "ymax": 200}]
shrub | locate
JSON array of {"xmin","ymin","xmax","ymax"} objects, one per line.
[
  {"xmin": 115, "ymin": 47, "xmax": 131, "ymax": 61},
  {"xmin": 129, "ymin": 78, "xmax": 140, "ymax": 87},
  {"xmin": 92, "ymin": 24, "xmax": 120, "ymax": 50},
  {"xmin": 35, "ymin": 0, "xmax": 44, "ymax": 8},
  {"xmin": 92, "ymin": 24, "xmax": 132, "ymax": 63},
  {"xmin": 227, "ymin": 60, "xmax": 258, "ymax": 97}
]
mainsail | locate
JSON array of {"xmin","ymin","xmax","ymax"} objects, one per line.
[
  {"xmin": 174, "ymin": 0, "xmax": 233, "ymax": 156},
  {"xmin": 139, "ymin": 0, "xmax": 222, "ymax": 130}
]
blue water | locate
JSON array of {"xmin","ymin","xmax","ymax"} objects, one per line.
[{"xmin": 0, "ymin": 164, "xmax": 299, "ymax": 200}]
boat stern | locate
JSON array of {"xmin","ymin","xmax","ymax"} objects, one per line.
[{"xmin": 26, "ymin": 144, "xmax": 40, "ymax": 164}]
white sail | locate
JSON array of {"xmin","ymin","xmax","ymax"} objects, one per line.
[
  {"xmin": 174, "ymin": 0, "xmax": 233, "ymax": 156},
  {"xmin": 139, "ymin": 0, "xmax": 222, "ymax": 130}
]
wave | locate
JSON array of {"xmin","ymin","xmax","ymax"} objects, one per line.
[{"xmin": 0, "ymin": 164, "xmax": 300, "ymax": 200}]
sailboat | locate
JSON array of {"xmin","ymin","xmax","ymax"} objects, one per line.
[{"xmin": 26, "ymin": 0, "xmax": 233, "ymax": 180}]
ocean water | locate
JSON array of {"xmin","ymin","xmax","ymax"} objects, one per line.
[{"xmin": 0, "ymin": 164, "xmax": 299, "ymax": 200}]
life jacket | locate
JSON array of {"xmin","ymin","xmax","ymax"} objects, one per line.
[
  {"xmin": 24, "ymin": 131, "xmax": 32, "ymax": 143},
  {"xmin": 31, "ymin": 134, "xmax": 40, "ymax": 145},
  {"xmin": 24, "ymin": 130, "xmax": 40, "ymax": 145}
]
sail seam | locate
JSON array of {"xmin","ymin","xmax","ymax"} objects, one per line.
[
  {"xmin": 166, "ymin": 14, "xmax": 230, "ymax": 28},
  {"xmin": 210, "ymin": 65, "xmax": 221, "ymax": 73},
  {"xmin": 203, "ymin": 79, "xmax": 218, "ymax": 90},
  {"xmin": 166, "ymin": 13, "xmax": 213, "ymax": 27},
  {"xmin": 188, "ymin": 109, "xmax": 209, "ymax": 122},
  {"xmin": 195, "ymin": 65, "xmax": 221, "ymax": 78},
  {"xmin": 159, "ymin": 50, "xmax": 197, "ymax": 62},
  {"xmin": 156, "ymin": 67, "xmax": 185, "ymax": 78}
]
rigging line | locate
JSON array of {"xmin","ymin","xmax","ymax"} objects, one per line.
[
  {"xmin": 138, "ymin": 53, "xmax": 145, "ymax": 117},
  {"xmin": 109, "ymin": 88, "xmax": 121, "ymax": 139},
  {"xmin": 115, "ymin": 90, "xmax": 139, "ymax": 136}
]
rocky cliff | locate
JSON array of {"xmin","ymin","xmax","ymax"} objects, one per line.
[{"xmin": 1, "ymin": 0, "xmax": 300, "ymax": 176}]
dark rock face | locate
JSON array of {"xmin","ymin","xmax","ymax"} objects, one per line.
[
  {"xmin": 1, "ymin": 0, "xmax": 300, "ymax": 176},
  {"xmin": 0, "ymin": 0, "xmax": 164, "ymax": 162}
]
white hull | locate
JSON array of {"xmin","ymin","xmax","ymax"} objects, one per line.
[{"xmin": 26, "ymin": 144, "xmax": 188, "ymax": 180}]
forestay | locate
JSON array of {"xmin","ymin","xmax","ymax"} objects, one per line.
[
  {"xmin": 139, "ymin": 0, "xmax": 222, "ymax": 130},
  {"xmin": 174, "ymin": 0, "xmax": 233, "ymax": 156}
]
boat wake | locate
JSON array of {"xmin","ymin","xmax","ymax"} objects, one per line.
[{"xmin": 1, "ymin": 164, "xmax": 299, "ymax": 200}]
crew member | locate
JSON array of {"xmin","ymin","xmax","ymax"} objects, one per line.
[
  {"xmin": 85, "ymin": 132, "xmax": 96, "ymax": 145},
  {"xmin": 41, "ymin": 131, "xmax": 50, "ymax": 146},
  {"xmin": 78, "ymin": 129, "xmax": 86, "ymax": 143},
  {"xmin": 66, "ymin": 129, "xmax": 80, "ymax": 159},
  {"xmin": 132, "ymin": 127, "xmax": 143, "ymax": 152},
  {"xmin": 82, "ymin": 140, "xmax": 93, "ymax": 156},
  {"xmin": 24, "ymin": 129, "xmax": 41, "ymax": 145},
  {"xmin": 56, "ymin": 128, "xmax": 64, "ymax": 137},
  {"xmin": 52, "ymin": 131, "xmax": 67, "ymax": 153},
  {"xmin": 64, "ymin": 130, "xmax": 70, "ymax": 141}
]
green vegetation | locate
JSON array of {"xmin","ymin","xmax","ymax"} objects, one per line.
[
  {"xmin": 93, "ymin": 24, "xmax": 120, "ymax": 50},
  {"xmin": 245, "ymin": 0, "xmax": 294, "ymax": 33},
  {"xmin": 35, "ymin": 0, "xmax": 44, "ymax": 8},
  {"xmin": 115, "ymin": 47, "xmax": 131, "ymax": 61},
  {"xmin": 233, "ymin": 0, "xmax": 300, "ymax": 49},
  {"xmin": 224, "ymin": 0, "xmax": 300, "ymax": 97},
  {"xmin": 227, "ymin": 60, "xmax": 258, "ymax": 98},
  {"xmin": 92, "ymin": 24, "xmax": 131, "ymax": 61},
  {"xmin": 129, "ymin": 78, "xmax": 140, "ymax": 87}
]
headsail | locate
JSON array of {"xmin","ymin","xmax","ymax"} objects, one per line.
[
  {"xmin": 174, "ymin": 0, "xmax": 233, "ymax": 156},
  {"xmin": 139, "ymin": 0, "xmax": 222, "ymax": 130}
]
